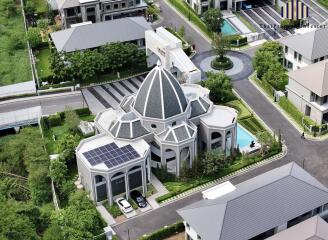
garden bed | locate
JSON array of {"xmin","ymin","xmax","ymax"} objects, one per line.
[{"xmin": 211, "ymin": 56, "xmax": 233, "ymax": 70}]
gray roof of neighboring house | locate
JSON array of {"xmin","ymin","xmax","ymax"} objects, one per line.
[
  {"xmin": 159, "ymin": 122, "xmax": 195, "ymax": 143},
  {"xmin": 266, "ymin": 215, "xmax": 328, "ymax": 240},
  {"xmin": 110, "ymin": 112, "xmax": 149, "ymax": 139},
  {"xmin": 177, "ymin": 162, "xmax": 328, "ymax": 240},
  {"xmin": 134, "ymin": 65, "xmax": 188, "ymax": 119},
  {"xmin": 50, "ymin": 17, "xmax": 151, "ymax": 52},
  {"xmin": 279, "ymin": 28, "xmax": 328, "ymax": 60},
  {"xmin": 288, "ymin": 59, "xmax": 328, "ymax": 97}
]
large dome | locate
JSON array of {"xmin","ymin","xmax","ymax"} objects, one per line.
[{"xmin": 133, "ymin": 65, "xmax": 188, "ymax": 119}]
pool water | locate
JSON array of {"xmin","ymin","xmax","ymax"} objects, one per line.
[
  {"xmin": 221, "ymin": 20, "xmax": 239, "ymax": 36},
  {"xmin": 237, "ymin": 125, "xmax": 256, "ymax": 149}
]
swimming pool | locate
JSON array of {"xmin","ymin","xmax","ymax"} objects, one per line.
[
  {"xmin": 221, "ymin": 19, "xmax": 239, "ymax": 36},
  {"xmin": 237, "ymin": 125, "xmax": 256, "ymax": 149}
]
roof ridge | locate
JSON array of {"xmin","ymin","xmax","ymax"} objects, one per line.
[{"xmin": 62, "ymin": 27, "xmax": 77, "ymax": 52}]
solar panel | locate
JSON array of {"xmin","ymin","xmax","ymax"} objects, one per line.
[{"xmin": 83, "ymin": 142, "xmax": 141, "ymax": 168}]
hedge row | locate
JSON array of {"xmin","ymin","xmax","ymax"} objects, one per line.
[
  {"xmin": 41, "ymin": 107, "xmax": 91, "ymax": 130},
  {"xmin": 138, "ymin": 222, "xmax": 184, "ymax": 240}
]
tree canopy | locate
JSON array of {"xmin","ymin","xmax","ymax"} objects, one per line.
[
  {"xmin": 203, "ymin": 8, "xmax": 223, "ymax": 33},
  {"xmin": 204, "ymin": 71, "xmax": 235, "ymax": 104}
]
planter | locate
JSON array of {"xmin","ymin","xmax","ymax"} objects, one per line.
[{"xmin": 211, "ymin": 56, "xmax": 233, "ymax": 70}]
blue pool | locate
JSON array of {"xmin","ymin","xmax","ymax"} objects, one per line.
[
  {"xmin": 237, "ymin": 125, "xmax": 256, "ymax": 149},
  {"xmin": 221, "ymin": 20, "xmax": 239, "ymax": 36}
]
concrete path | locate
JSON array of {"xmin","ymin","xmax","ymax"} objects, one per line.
[
  {"xmin": 147, "ymin": 175, "xmax": 169, "ymax": 209},
  {"xmin": 96, "ymin": 205, "xmax": 116, "ymax": 226}
]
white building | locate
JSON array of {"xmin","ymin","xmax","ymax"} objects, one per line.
[
  {"xmin": 76, "ymin": 64, "xmax": 238, "ymax": 204},
  {"xmin": 279, "ymin": 28, "xmax": 328, "ymax": 71},
  {"xmin": 185, "ymin": 0, "xmax": 275, "ymax": 15},
  {"xmin": 286, "ymin": 59, "xmax": 328, "ymax": 124},
  {"xmin": 54, "ymin": 0, "xmax": 147, "ymax": 28},
  {"xmin": 146, "ymin": 27, "xmax": 201, "ymax": 84},
  {"xmin": 178, "ymin": 162, "xmax": 328, "ymax": 240}
]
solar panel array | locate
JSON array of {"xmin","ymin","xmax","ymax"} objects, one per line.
[{"xmin": 83, "ymin": 142, "xmax": 140, "ymax": 168}]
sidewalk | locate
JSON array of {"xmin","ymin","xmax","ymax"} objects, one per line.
[
  {"xmin": 147, "ymin": 175, "xmax": 169, "ymax": 209},
  {"xmin": 96, "ymin": 205, "xmax": 116, "ymax": 226}
]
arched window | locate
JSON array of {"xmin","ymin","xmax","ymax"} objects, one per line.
[{"xmin": 211, "ymin": 132, "xmax": 222, "ymax": 140}]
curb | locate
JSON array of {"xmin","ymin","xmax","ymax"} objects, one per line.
[
  {"xmin": 160, "ymin": 145, "xmax": 287, "ymax": 205},
  {"xmin": 248, "ymin": 75, "xmax": 328, "ymax": 142},
  {"xmin": 0, "ymin": 91, "xmax": 82, "ymax": 106}
]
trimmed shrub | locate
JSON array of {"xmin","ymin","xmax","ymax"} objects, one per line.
[
  {"xmin": 75, "ymin": 107, "xmax": 91, "ymax": 116},
  {"xmin": 48, "ymin": 114, "xmax": 62, "ymax": 127},
  {"xmin": 138, "ymin": 221, "xmax": 184, "ymax": 240},
  {"xmin": 226, "ymin": 34, "xmax": 247, "ymax": 47},
  {"xmin": 211, "ymin": 56, "xmax": 233, "ymax": 70}
]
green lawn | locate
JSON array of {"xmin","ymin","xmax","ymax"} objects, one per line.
[
  {"xmin": 35, "ymin": 48, "xmax": 52, "ymax": 79},
  {"xmin": 225, "ymin": 99, "xmax": 252, "ymax": 120},
  {"xmin": 30, "ymin": 0, "xmax": 49, "ymax": 14},
  {"xmin": 318, "ymin": 0, "xmax": 328, "ymax": 9},
  {"xmin": 0, "ymin": 5, "xmax": 31, "ymax": 86}
]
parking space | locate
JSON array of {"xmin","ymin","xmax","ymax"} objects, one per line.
[{"xmin": 81, "ymin": 74, "xmax": 146, "ymax": 114}]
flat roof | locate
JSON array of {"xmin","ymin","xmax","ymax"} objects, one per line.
[
  {"xmin": 202, "ymin": 181, "xmax": 236, "ymax": 200},
  {"xmin": 77, "ymin": 134, "xmax": 149, "ymax": 171},
  {"xmin": 200, "ymin": 105, "xmax": 237, "ymax": 128}
]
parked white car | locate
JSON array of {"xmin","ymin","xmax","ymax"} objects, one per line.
[{"xmin": 115, "ymin": 197, "xmax": 133, "ymax": 214}]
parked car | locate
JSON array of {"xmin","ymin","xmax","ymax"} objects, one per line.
[
  {"xmin": 115, "ymin": 197, "xmax": 133, "ymax": 213},
  {"xmin": 130, "ymin": 190, "xmax": 148, "ymax": 208}
]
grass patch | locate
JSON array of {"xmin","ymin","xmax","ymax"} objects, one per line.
[
  {"xmin": 0, "ymin": 5, "xmax": 31, "ymax": 86},
  {"xmin": 146, "ymin": 183, "xmax": 158, "ymax": 197},
  {"xmin": 318, "ymin": 0, "xmax": 328, "ymax": 9},
  {"xmin": 239, "ymin": 116, "xmax": 266, "ymax": 135},
  {"xmin": 103, "ymin": 202, "xmax": 122, "ymax": 218},
  {"xmin": 30, "ymin": 0, "xmax": 49, "ymax": 14},
  {"xmin": 167, "ymin": 0, "xmax": 212, "ymax": 39},
  {"xmin": 35, "ymin": 48, "xmax": 52, "ymax": 78},
  {"xmin": 235, "ymin": 12, "xmax": 257, "ymax": 32},
  {"xmin": 225, "ymin": 99, "xmax": 252, "ymax": 120}
]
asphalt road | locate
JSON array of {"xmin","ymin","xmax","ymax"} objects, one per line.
[
  {"xmin": 153, "ymin": 0, "xmax": 212, "ymax": 53},
  {"xmin": 0, "ymin": 92, "xmax": 86, "ymax": 115}
]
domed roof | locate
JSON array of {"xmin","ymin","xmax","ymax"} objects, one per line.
[{"xmin": 134, "ymin": 65, "xmax": 188, "ymax": 119}]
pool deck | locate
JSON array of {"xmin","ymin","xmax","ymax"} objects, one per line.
[{"xmin": 223, "ymin": 14, "xmax": 252, "ymax": 35}]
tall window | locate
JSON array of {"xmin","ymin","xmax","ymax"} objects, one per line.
[
  {"xmin": 298, "ymin": 54, "xmax": 302, "ymax": 62},
  {"xmin": 294, "ymin": 51, "xmax": 297, "ymax": 60},
  {"xmin": 285, "ymin": 46, "xmax": 288, "ymax": 53}
]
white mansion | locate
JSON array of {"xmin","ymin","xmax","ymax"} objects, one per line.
[{"xmin": 76, "ymin": 64, "xmax": 238, "ymax": 204}]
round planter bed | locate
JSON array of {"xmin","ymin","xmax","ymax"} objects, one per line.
[{"xmin": 211, "ymin": 56, "xmax": 233, "ymax": 70}]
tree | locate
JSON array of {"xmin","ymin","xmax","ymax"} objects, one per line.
[
  {"xmin": 205, "ymin": 71, "xmax": 235, "ymax": 104},
  {"xmin": 213, "ymin": 33, "xmax": 231, "ymax": 61},
  {"xmin": 203, "ymin": 8, "xmax": 223, "ymax": 33},
  {"xmin": 37, "ymin": 19, "xmax": 49, "ymax": 31},
  {"xmin": 24, "ymin": 1, "xmax": 36, "ymax": 17},
  {"xmin": 253, "ymin": 51, "xmax": 277, "ymax": 79},
  {"xmin": 50, "ymin": 191, "xmax": 106, "ymax": 240},
  {"xmin": 57, "ymin": 134, "xmax": 81, "ymax": 166},
  {"xmin": 50, "ymin": 51, "xmax": 71, "ymax": 82},
  {"xmin": 43, "ymin": 224, "xmax": 63, "ymax": 240},
  {"xmin": 27, "ymin": 27, "xmax": 42, "ymax": 49},
  {"xmin": 262, "ymin": 64, "xmax": 288, "ymax": 91},
  {"xmin": 50, "ymin": 157, "xmax": 68, "ymax": 185},
  {"xmin": 258, "ymin": 41, "xmax": 283, "ymax": 61},
  {"xmin": 64, "ymin": 107, "xmax": 80, "ymax": 132},
  {"xmin": 256, "ymin": 132, "xmax": 275, "ymax": 156},
  {"xmin": 0, "ymin": 0, "xmax": 17, "ymax": 17},
  {"xmin": 201, "ymin": 149, "xmax": 225, "ymax": 176},
  {"xmin": 178, "ymin": 25, "xmax": 185, "ymax": 37}
]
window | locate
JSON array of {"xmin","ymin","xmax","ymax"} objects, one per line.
[
  {"xmin": 129, "ymin": 1, "xmax": 133, "ymax": 6},
  {"xmin": 186, "ymin": 223, "xmax": 190, "ymax": 230},
  {"xmin": 114, "ymin": 3, "xmax": 119, "ymax": 9},
  {"xmin": 294, "ymin": 51, "xmax": 297, "ymax": 60},
  {"xmin": 320, "ymin": 56, "xmax": 325, "ymax": 61},
  {"xmin": 151, "ymin": 124, "xmax": 157, "ymax": 129},
  {"xmin": 314, "ymin": 58, "xmax": 319, "ymax": 63},
  {"xmin": 106, "ymin": 5, "xmax": 111, "ymax": 10},
  {"xmin": 298, "ymin": 54, "xmax": 302, "ymax": 62},
  {"xmin": 86, "ymin": 7, "xmax": 95, "ymax": 12},
  {"xmin": 66, "ymin": 8, "xmax": 75, "ymax": 17},
  {"xmin": 172, "ymin": 121, "xmax": 176, "ymax": 126},
  {"xmin": 136, "ymin": 0, "xmax": 140, "ymax": 4},
  {"xmin": 323, "ymin": 96, "xmax": 328, "ymax": 104},
  {"xmin": 105, "ymin": 15, "xmax": 111, "ymax": 20},
  {"xmin": 285, "ymin": 46, "xmax": 288, "ymax": 53},
  {"xmin": 122, "ymin": 2, "xmax": 126, "ymax": 7}
]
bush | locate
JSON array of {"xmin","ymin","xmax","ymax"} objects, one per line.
[
  {"xmin": 48, "ymin": 114, "xmax": 62, "ymax": 127},
  {"xmin": 139, "ymin": 221, "xmax": 184, "ymax": 240},
  {"xmin": 226, "ymin": 34, "xmax": 247, "ymax": 47},
  {"xmin": 27, "ymin": 27, "xmax": 43, "ymax": 49},
  {"xmin": 104, "ymin": 202, "xmax": 122, "ymax": 218},
  {"xmin": 280, "ymin": 19, "xmax": 301, "ymax": 30},
  {"xmin": 75, "ymin": 107, "xmax": 91, "ymax": 116},
  {"xmin": 211, "ymin": 56, "xmax": 233, "ymax": 70}
]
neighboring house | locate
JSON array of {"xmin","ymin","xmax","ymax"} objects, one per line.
[
  {"xmin": 76, "ymin": 64, "xmax": 238, "ymax": 204},
  {"xmin": 177, "ymin": 162, "xmax": 328, "ymax": 240},
  {"xmin": 267, "ymin": 215, "xmax": 328, "ymax": 240},
  {"xmin": 279, "ymin": 28, "xmax": 328, "ymax": 71},
  {"xmin": 54, "ymin": 0, "xmax": 147, "ymax": 29},
  {"xmin": 185, "ymin": 0, "xmax": 275, "ymax": 15},
  {"xmin": 50, "ymin": 17, "xmax": 151, "ymax": 52},
  {"xmin": 286, "ymin": 59, "xmax": 328, "ymax": 124}
]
